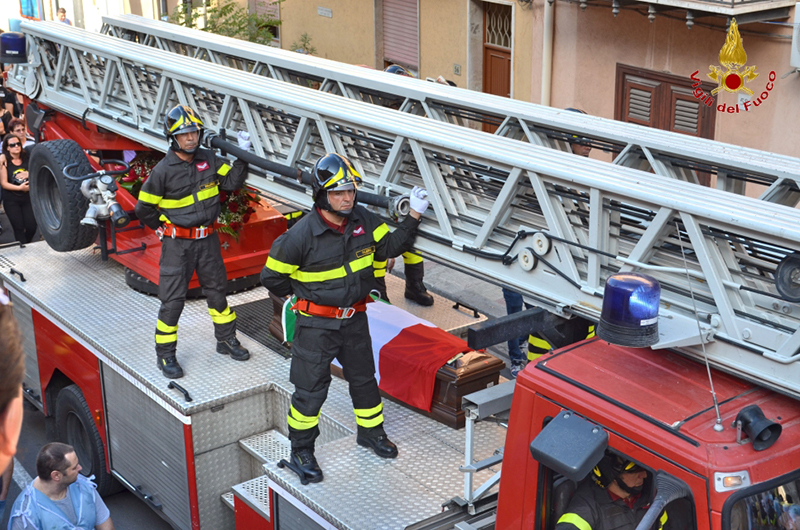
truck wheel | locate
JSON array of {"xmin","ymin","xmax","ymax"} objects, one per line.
[
  {"xmin": 124, "ymin": 268, "xmax": 262, "ymax": 298},
  {"xmin": 29, "ymin": 140, "xmax": 97, "ymax": 252},
  {"xmin": 55, "ymin": 385, "xmax": 119, "ymax": 496}
]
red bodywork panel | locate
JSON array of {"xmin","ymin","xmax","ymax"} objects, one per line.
[
  {"xmin": 32, "ymin": 309, "xmax": 108, "ymax": 467},
  {"xmin": 496, "ymin": 339, "xmax": 800, "ymax": 530},
  {"xmin": 234, "ymin": 494, "xmax": 273, "ymax": 530},
  {"xmin": 184, "ymin": 424, "xmax": 201, "ymax": 530},
  {"xmin": 31, "ymin": 101, "xmax": 288, "ymax": 288}
]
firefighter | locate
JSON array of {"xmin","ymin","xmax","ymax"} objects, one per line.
[
  {"xmin": 377, "ymin": 64, "xmax": 435, "ymax": 306},
  {"xmin": 556, "ymin": 454, "xmax": 670, "ymax": 530},
  {"xmin": 135, "ymin": 105, "xmax": 251, "ymax": 379},
  {"xmin": 261, "ymin": 152, "xmax": 429, "ymax": 484}
]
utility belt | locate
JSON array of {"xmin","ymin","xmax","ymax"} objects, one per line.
[
  {"xmin": 157, "ymin": 223, "xmax": 215, "ymax": 240},
  {"xmin": 292, "ymin": 297, "xmax": 372, "ymax": 319}
]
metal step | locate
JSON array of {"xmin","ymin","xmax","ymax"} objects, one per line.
[
  {"xmin": 221, "ymin": 491, "xmax": 234, "ymax": 511},
  {"xmin": 231, "ymin": 476, "xmax": 272, "ymax": 522},
  {"xmin": 240, "ymin": 430, "xmax": 292, "ymax": 468}
]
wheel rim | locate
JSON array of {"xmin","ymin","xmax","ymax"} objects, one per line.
[
  {"xmin": 65, "ymin": 411, "xmax": 93, "ymax": 477},
  {"xmin": 36, "ymin": 166, "xmax": 64, "ymax": 231}
]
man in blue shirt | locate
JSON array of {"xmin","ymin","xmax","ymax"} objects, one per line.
[{"xmin": 8, "ymin": 443, "xmax": 114, "ymax": 530}]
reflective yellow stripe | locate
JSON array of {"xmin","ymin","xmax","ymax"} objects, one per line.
[
  {"xmin": 558, "ymin": 513, "xmax": 592, "ymax": 530},
  {"xmin": 138, "ymin": 191, "xmax": 162, "ymax": 205},
  {"xmin": 169, "ymin": 115, "xmax": 185, "ymax": 132},
  {"xmin": 586, "ymin": 325, "xmax": 596, "ymax": 339},
  {"xmin": 355, "ymin": 414, "xmax": 384, "ymax": 429},
  {"xmin": 373, "ymin": 260, "xmax": 387, "ymax": 278},
  {"xmin": 354, "ymin": 403, "xmax": 382, "ymax": 418},
  {"xmin": 160, "ymin": 194, "xmax": 195, "ymax": 209},
  {"xmin": 324, "ymin": 167, "xmax": 346, "ymax": 188},
  {"xmin": 157, "ymin": 320, "xmax": 178, "ymax": 333},
  {"xmin": 528, "ymin": 351, "xmax": 545, "ymax": 361},
  {"xmin": 291, "ymin": 267, "xmax": 346, "ymax": 283},
  {"xmin": 658, "ymin": 511, "xmax": 668, "ymax": 530},
  {"xmin": 155, "ymin": 333, "xmax": 177, "ymax": 344},
  {"xmin": 287, "ymin": 405, "xmax": 320, "ymax": 430},
  {"xmin": 349, "ymin": 255, "xmax": 374, "ymax": 273},
  {"xmin": 528, "ymin": 335, "xmax": 552, "ymax": 351},
  {"xmin": 209, "ymin": 307, "xmax": 236, "ymax": 324},
  {"xmin": 217, "ymin": 164, "xmax": 231, "ymax": 176},
  {"xmin": 159, "ymin": 214, "xmax": 169, "ymax": 222},
  {"xmin": 197, "ymin": 185, "xmax": 219, "ymax": 202},
  {"xmin": 266, "ymin": 256, "xmax": 299, "ymax": 275},
  {"xmin": 402, "ymin": 252, "xmax": 423, "ymax": 265},
  {"xmin": 373, "ymin": 224, "xmax": 389, "ymax": 242}
]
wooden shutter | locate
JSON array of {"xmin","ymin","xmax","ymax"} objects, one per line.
[{"xmin": 383, "ymin": 0, "xmax": 418, "ymax": 69}]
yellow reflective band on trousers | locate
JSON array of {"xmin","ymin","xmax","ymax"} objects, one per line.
[
  {"xmin": 266, "ymin": 256, "xmax": 299, "ymax": 274},
  {"xmin": 209, "ymin": 306, "xmax": 236, "ymax": 324},
  {"xmin": 658, "ymin": 511, "xmax": 668, "ymax": 530},
  {"xmin": 373, "ymin": 260, "xmax": 387, "ymax": 278},
  {"xmin": 586, "ymin": 325, "xmax": 596, "ymax": 339},
  {"xmin": 557, "ymin": 513, "xmax": 592, "ymax": 530},
  {"xmin": 138, "ymin": 191, "xmax": 162, "ymax": 205},
  {"xmin": 287, "ymin": 405, "xmax": 320, "ymax": 431},
  {"xmin": 157, "ymin": 320, "xmax": 178, "ymax": 333},
  {"xmin": 354, "ymin": 403, "xmax": 384, "ymax": 428},
  {"xmin": 373, "ymin": 224, "xmax": 389, "ymax": 242},
  {"xmin": 217, "ymin": 164, "xmax": 231, "ymax": 176},
  {"xmin": 528, "ymin": 335, "xmax": 552, "ymax": 361},
  {"xmin": 155, "ymin": 333, "xmax": 177, "ymax": 344},
  {"xmin": 402, "ymin": 252, "xmax": 423, "ymax": 265}
]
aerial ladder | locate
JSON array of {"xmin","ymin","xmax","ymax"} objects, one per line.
[
  {"xmin": 8, "ymin": 19, "xmax": 800, "ymax": 401},
  {"xmin": 100, "ymin": 14, "xmax": 800, "ymax": 207}
]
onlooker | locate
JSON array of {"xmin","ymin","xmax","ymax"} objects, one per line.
[
  {"xmin": 8, "ymin": 119, "xmax": 34, "ymax": 151},
  {"xmin": 0, "ymin": 291, "xmax": 25, "ymax": 514},
  {"xmin": 8, "ymin": 443, "xmax": 115, "ymax": 529},
  {"xmin": 57, "ymin": 7, "xmax": 72, "ymax": 25},
  {"xmin": 502, "ymin": 287, "xmax": 532, "ymax": 378},
  {"xmin": 1, "ymin": 134, "xmax": 37, "ymax": 244}
]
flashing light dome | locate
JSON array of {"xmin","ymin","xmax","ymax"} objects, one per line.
[
  {"xmin": 0, "ymin": 32, "xmax": 27, "ymax": 64},
  {"xmin": 597, "ymin": 273, "xmax": 661, "ymax": 348}
]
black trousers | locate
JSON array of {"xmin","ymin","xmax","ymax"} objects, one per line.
[
  {"xmin": 289, "ymin": 312, "xmax": 384, "ymax": 449},
  {"xmin": 3, "ymin": 193, "xmax": 37, "ymax": 244},
  {"xmin": 155, "ymin": 233, "xmax": 235, "ymax": 359}
]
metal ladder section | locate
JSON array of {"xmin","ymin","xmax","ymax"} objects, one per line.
[
  {"xmin": 11, "ymin": 20, "xmax": 800, "ymax": 398},
  {"xmin": 100, "ymin": 14, "xmax": 800, "ymax": 207}
]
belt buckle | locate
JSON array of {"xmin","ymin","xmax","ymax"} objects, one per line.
[
  {"xmin": 336, "ymin": 307, "xmax": 356, "ymax": 319},
  {"xmin": 196, "ymin": 226, "xmax": 209, "ymax": 239}
]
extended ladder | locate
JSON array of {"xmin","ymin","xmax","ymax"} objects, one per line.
[
  {"xmin": 11, "ymin": 20, "xmax": 800, "ymax": 398},
  {"xmin": 100, "ymin": 14, "xmax": 800, "ymax": 207}
]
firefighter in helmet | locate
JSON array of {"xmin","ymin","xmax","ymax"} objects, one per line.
[
  {"xmin": 556, "ymin": 453, "xmax": 676, "ymax": 530},
  {"xmin": 134, "ymin": 105, "xmax": 252, "ymax": 379},
  {"xmin": 375, "ymin": 64, "xmax": 435, "ymax": 306},
  {"xmin": 260, "ymin": 152, "xmax": 429, "ymax": 484}
]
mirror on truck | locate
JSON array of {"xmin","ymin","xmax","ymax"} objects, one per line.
[{"xmin": 530, "ymin": 410, "xmax": 608, "ymax": 482}]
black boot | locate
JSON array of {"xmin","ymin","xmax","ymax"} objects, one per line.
[
  {"xmin": 404, "ymin": 262, "xmax": 434, "ymax": 306},
  {"xmin": 357, "ymin": 434, "xmax": 399, "ymax": 459},
  {"xmin": 157, "ymin": 356, "xmax": 184, "ymax": 379},
  {"xmin": 278, "ymin": 447, "xmax": 324, "ymax": 485},
  {"xmin": 217, "ymin": 337, "xmax": 250, "ymax": 361}
]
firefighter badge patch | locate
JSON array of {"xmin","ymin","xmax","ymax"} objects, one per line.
[
  {"xmin": 196, "ymin": 161, "xmax": 210, "ymax": 172},
  {"xmin": 352, "ymin": 225, "xmax": 365, "ymax": 237}
]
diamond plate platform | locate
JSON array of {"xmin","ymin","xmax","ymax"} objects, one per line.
[
  {"xmin": 240, "ymin": 430, "xmax": 292, "ymax": 465},
  {"xmin": 232, "ymin": 476, "xmax": 272, "ymax": 521},
  {"xmin": 221, "ymin": 491, "xmax": 234, "ymax": 510}
]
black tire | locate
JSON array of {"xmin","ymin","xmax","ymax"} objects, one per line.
[
  {"xmin": 124, "ymin": 267, "xmax": 262, "ymax": 298},
  {"xmin": 29, "ymin": 140, "xmax": 97, "ymax": 252},
  {"xmin": 55, "ymin": 384, "xmax": 119, "ymax": 496}
]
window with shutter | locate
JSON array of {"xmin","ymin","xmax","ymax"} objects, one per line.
[
  {"xmin": 253, "ymin": 0, "xmax": 280, "ymax": 45},
  {"xmin": 383, "ymin": 0, "xmax": 419, "ymax": 70}
]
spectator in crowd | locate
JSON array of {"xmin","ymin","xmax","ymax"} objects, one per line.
[
  {"xmin": 0, "ymin": 292, "xmax": 25, "ymax": 521},
  {"xmin": 1, "ymin": 134, "xmax": 37, "ymax": 244},
  {"xmin": 57, "ymin": 8, "xmax": 72, "ymax": 25},
  {"xmin": 8, "ymin": 443, "xmax": 115, "ymax": 530},
  {"xmin": 8, "ymin": 119, "xmax": 34, "ymax": 151}
]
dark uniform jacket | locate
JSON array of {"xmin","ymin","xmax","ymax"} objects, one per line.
[
  {"xmin": 135, "ymin": 148, "xmax": 248, "ymax": 230},
  {"xmin": 556, "ymin": 480, "xmax": 670, "ymax": 530},
  {"xmin": 261, "ymin": 205, "xmax": 420, "ymax": 330}
]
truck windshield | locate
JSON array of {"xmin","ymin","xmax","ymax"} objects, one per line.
[{"xmin": 726, "ymin": 471, "xmax": 800, "ymax": 530}]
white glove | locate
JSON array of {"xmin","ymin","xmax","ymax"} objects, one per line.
[
  {"xmin": 237, "ymin": 131, "xmax": 251, "ymax": 151},
  {"xmin": 409, "ymin": 186, "xmax": 429, "ymax": 214}
]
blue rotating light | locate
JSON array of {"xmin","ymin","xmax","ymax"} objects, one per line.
[
  {"xmin": 597, "ymin": 273, "xmax": 661, "ymax": 347},
  {"xmin": 0, "ymin": 32, "xmax": 27, "ymax": 64}
]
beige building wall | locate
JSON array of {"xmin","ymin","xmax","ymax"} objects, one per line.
[
  {"xmin": 278, "ymin": 0, "xmax": 375, "ymax": 66},
  {"xmin": 419, "ymin": 0, "xmax": 467, "ymax": 87}
]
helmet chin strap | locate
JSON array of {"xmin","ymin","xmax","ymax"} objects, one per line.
[{"xmin": 615, "ymin": 479, "xmax": 644, "ymax": 496}]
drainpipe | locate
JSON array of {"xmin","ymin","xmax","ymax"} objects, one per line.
[{"xmin": 541, "ymin": 0, "xmax": 554, "ymax": 106}]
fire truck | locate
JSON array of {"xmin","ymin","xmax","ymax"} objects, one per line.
[{"xmin": 1, "ymin": 16, "xmax": 800, "ymax": 530}]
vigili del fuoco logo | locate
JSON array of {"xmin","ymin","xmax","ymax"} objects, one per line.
[{"xmin": 690, "ymin": 18, "xmax": 776, "ymax": 113}]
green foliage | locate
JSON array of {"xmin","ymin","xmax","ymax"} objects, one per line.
[
  {"xmin": 290, "ymin": 32, "xmax": 316, "ymax": 56},
  {"xmin": 170, "ymin": 0, "xmax": 281, "ymax": 46}
]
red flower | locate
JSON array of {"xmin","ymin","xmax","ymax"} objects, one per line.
[
  {"xmin": 231, "ymin": 222, "xmax": 241, "ymax": 231},
  {"xmin": 220, "ymin": 191, "xmax": 229, "ymax": 202},
  {"xmin": 243, "ymin": 214, "xmax": 251, "ymax": 223},
  {"xmin": 228, "ymin": 202, "xmax": 238, "ymax": 212}
]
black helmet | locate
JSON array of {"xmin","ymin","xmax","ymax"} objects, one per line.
[
  {"xmin": 164, "ymin": 105, "xmax": 204, "ymax": 154},
  {"xmin": 312, "ymin": 153, "xmax": 362, "ymax": 217},
  {"xmin": 385, "ymin": 64, "xmax": 413, "ymax": 77},
  {"xmin": 592, "ymin": 454, "xmax": 645, "ymax": 489}
]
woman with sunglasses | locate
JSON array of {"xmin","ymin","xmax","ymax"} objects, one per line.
[{"xmin": 0, "ymin": 134, "xmax": 37, "ymax": 243}]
